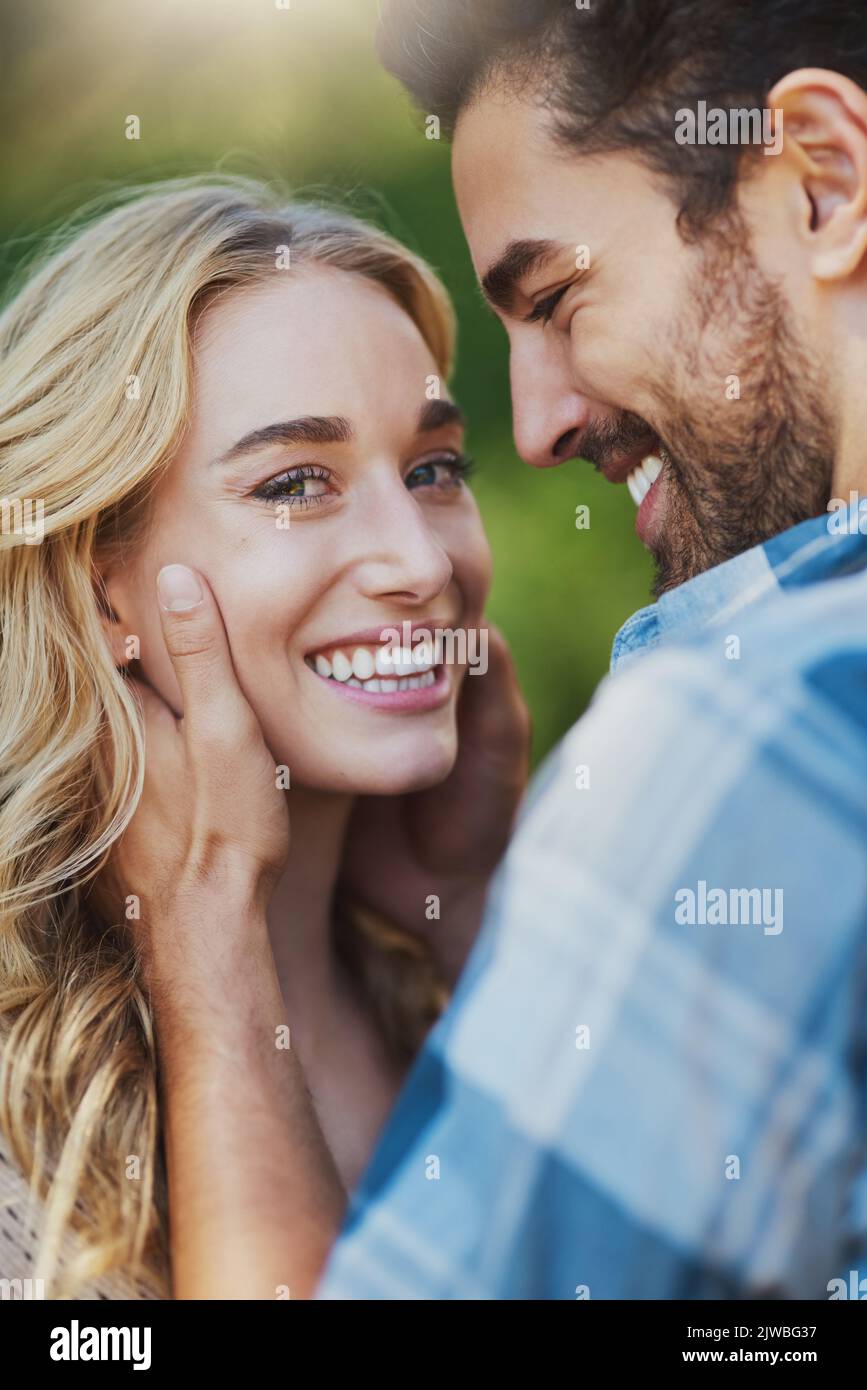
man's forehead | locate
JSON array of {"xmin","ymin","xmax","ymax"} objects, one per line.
[
  {"xmin": 451, "ymin": 94, "xmax": 593, "ymax": 284},
  {"xmin": 453, "ymin": 103, "xmax": 662, "ymax": 302},
  {"xmin": 452, "ymin": 89, "xmax": 552, "ymax": 204}
]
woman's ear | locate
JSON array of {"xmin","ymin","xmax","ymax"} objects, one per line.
[{"xmin": 93, "ymin": 562, "xmax": 139, "ymax": 670}]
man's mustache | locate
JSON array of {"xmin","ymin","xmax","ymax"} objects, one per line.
[{"xmin": 556, "ymin": 412, "xmax": 659, "ymax": 469}]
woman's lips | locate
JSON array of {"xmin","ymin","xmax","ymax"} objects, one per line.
[{"xmin": 308, "ymin": 658, "xmax": 452, "ymax": 713}]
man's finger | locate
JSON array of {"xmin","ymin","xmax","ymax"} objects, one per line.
[
  {"xmin": 458, "ymin": 622, "xmax": 532, "ymax": 760},
  {"xmin": 155, "ymin": 564, "xmax": 252, "ymax": 730}
]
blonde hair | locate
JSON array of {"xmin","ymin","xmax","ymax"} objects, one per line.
[{"xmin": 0, "ymin": 175, "xmax": 455, "ymax": 1298}]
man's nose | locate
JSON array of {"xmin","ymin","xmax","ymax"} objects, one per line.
[{"xmin": 509, "ymin": 339, "xmax": 593, "ymax": 469}]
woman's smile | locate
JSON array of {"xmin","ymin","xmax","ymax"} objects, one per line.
[
  {"xmin": 303, "ymin": 617, "xmax": 456, "ymax": 712},
  {"xmin": 306, "ymin": 646, "xmax": 452, "ymax": 711}
]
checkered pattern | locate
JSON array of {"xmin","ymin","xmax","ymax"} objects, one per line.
[{"xmin": 317, "ymin": 507, "xmax": 867, "ymax": 1299}]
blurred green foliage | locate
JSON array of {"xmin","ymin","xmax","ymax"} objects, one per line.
[{"xmin": 0, "ymin": 0, "xmax": 653, "ymax": 764}]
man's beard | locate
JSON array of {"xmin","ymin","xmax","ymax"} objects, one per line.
[
  {"xmin": 576, "ymin": 222, "xmax": 836, "ymax": 599},
  {"xmin": 648, "ymin": 225, "xmax": 835, "ymax": 597}
]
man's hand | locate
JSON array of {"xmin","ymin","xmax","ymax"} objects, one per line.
[
  {"xmin": 339, "ymin": 624, "xmax": 531, "ymax": 985},
  {"xmin": 96, "ymin": 565, "xmax": 342, "ymax": 1299},
  {"xmin": 99, "ymin": 564, "xmax": 290, "ymax": 994}
]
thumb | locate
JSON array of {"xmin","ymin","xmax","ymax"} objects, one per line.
[{"xmin": 155, "ymin": 563, "xmax": 249, "ymax": 728}]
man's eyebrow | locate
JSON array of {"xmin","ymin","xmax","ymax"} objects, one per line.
[
  {"xmin": 214, "ymin": 415, "xmax": 353, "ymax": 465},
  {"xmin": 481, "ymin": 238, "xmax": 561, "ymax": 316}
]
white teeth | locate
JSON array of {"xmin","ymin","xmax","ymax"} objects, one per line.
[
  {"xmin": 317, "ymin": 667, "xmax": 438, "ymax": 694},
  {"xmin": 643, "ymin": 454, "xmax": 663, "ymax": 486},
  {"xmin": 391, "ymin": 647, "xmax": 416, "ymax": 677},
  {"xmin": 627, "ymin": 470, "xmax": 646, "ymax": 506},
  {"xmin": 309, "ymin": 642, "xmax": 442, "ymax": 691},
  {"xmin": 626, "ymin": 453, "xmax": 664, "ymax": 508},
  {"xmin": 374, "ymin": 646, "xmax": 394, "ymax": 677},
  {"xmin": 352, "ymin": 647, "xmax": 375, "ymax": 680},
  {"xmin": 331, "ymin": 650, "xmax": 352, "ymax": 682}
]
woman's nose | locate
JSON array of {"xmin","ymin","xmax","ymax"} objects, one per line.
[{"xmin": 352, "ymin": 479, "xmax": 454, "ymax": 605}]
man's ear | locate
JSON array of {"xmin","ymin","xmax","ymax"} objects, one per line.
[{"xmin": 768, "ymin": 68, "xmax": 867, "ymax": 281}]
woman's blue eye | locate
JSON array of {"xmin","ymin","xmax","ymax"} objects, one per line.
[{"xmin": 405, "ymin": 454, "xmax": 475, "ymax": 491}]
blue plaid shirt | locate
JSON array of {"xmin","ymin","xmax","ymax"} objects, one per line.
[{"xmin": 317, "ymin": 506, "xmax": 867, "ymax": 1300}]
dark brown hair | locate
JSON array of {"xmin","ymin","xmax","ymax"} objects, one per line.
[{"xmin": 377, "ymin": 0, "xmax": 867, "ymax": 238}]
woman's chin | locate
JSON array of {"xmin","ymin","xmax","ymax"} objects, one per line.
[
  {"xmin": 373, "ymin": 762, "xmax": 455, "ymax": 796},
  {"xmin": 293, "ymin": 736, "xmax": 458, "ymax": 796},
  {"xmin": 359, "ymin": 745, "xmax": 458, "ymax": 795}
]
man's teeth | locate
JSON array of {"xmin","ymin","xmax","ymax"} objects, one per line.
[
  {"xmin": 626, "ymin": 454, "xmax": 663, "ymax": 507},
  {"xmin": 308, "ymin": 642, "xmax": 441, "ymax": 693}
]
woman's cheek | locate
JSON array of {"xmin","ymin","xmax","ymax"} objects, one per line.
[{"xmin": 209, "ymin": 566, "xmax": 316, "ymax": 693}]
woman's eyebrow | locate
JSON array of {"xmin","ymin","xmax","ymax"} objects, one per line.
[
  {"xmin": 214, "ymin": 415, "xmax": 353, "ymax": 465},
  {"xmin": 214, "ymin": 400, "xmax": 464, "ymax": 466},
  {"xmin": 418, "ymin": 399, "xmax": 465, "ymax": 432}
]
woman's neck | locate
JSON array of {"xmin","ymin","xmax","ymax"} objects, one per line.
[{"xmin": 265, "ymin": 787, "xmax": 355, "ymax": 1031}]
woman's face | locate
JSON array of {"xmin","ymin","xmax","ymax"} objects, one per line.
[{"xmin": 104, "ymin": 267, "xmax": 492, "ymax": 793}]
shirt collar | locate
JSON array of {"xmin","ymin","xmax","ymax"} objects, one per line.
[{"xmin": 610, "ymin": 499, "xmax": 867, "ymax": 673}]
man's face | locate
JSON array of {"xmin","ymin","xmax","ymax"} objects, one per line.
[{"xmin": 452, "ymin": 90, "xmax": 835, "ymax": 595}]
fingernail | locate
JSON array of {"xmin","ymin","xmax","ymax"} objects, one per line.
[{"xmin": 157, "ymin": 564, "xmax": 203, "ymax": 612}]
